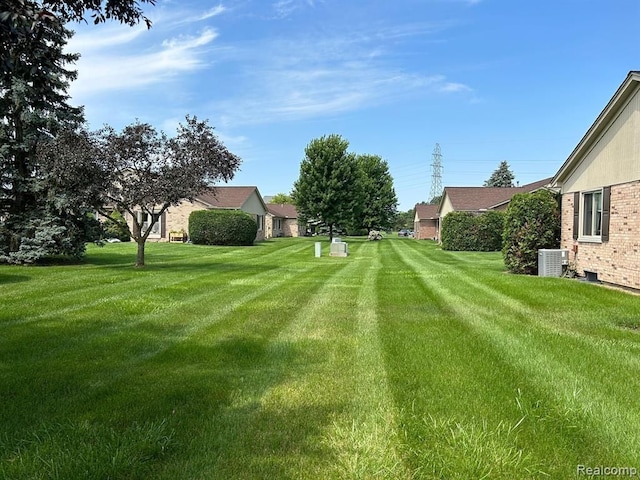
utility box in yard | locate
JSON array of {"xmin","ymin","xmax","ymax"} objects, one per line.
[{"xmin": 330, "ymin": 241, "xmax": 348, "ymax": 257}]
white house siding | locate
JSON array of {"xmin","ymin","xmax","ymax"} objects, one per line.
[
  {"xmin": 562, "ymin": 85, "xmax": 640, "ymax": 194},
  {"xmin": 437, "ymin": 195, "xmax": 455, "ymax": 239},
  {"xmin": 241, "ymin": 192, "xmax": 266, "ymax": 241},
  {"xmin": 561, "ymin": 181, "xmax": 640, "ymax": 289}
]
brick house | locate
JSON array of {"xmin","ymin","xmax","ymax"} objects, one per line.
[
  {"xmin": 127, "ymin": 186, "xmax": 268, "ymax": 243},
  {"xmin": 437, "ymin": 178, "xmax": 552, "ymax": 239},
  {"xmin": 551, "ymin": 71, "xmax": 640, "ymax": 289},
  {"xmin": 413, "ymin": 204, "xmax": 439, "ymax": 240},
  {"xmin": 265, "ymin": 203, "xmax": 304, "ymax": 238}
]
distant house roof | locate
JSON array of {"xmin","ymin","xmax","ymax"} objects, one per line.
[
  {"xmin": 415, "ymin": 203, "xmax": 439, "ymax": 220},
  {"xmin": 552, "ymin": 70, "xmax": 640, "ymax": 187},
  {"xmin": 195, "ymin": 186, "xmax": 266, "ymax": 210},
  {"xmin": 442, "ymin": 177, "xmax": 553, "ymax": 212},
  {"xmin": 266, "ymin": 203, "xmax": 298, "ymax": 219}
]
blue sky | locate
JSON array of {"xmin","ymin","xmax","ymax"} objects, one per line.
[{"xmin": 66, "ymin": 0, "xmax": 639, "ymax": 211}]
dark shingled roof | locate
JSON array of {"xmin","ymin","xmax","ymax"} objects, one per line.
[
  {"xmin": 266, "ymin": 203, "xmax": 298, "ymax": 218},
  {"xmin": 414, "ymin": 204, "xmax": 439, "ymax": 220},
  {"xmin": 195, "ymin": 186, "xmax": 260, "ymax": 209},
  {"xmin": 443, "ymin": 177, "xmax": 552, "ymax": 211}
]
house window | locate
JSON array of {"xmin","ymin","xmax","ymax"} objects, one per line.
[
  {"xmin": 581, "ymin": 190, "xmax": 602, "ymax": 239},
  {"xmin": 274, "ymin": 218, "xmax": 281, "ymax": 230},
  {"xmin": 139, "ymin": 211, "xmax": 162, "ymax": 237},
  {"xmin": 257, "ymin": 214, "xmax": 264, "ymax": 231}
]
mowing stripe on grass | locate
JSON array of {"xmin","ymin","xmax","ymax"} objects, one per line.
[
  {"xmin": 386, "ymin": 239, "xmax": 640, "ymax": 476},
  {"xmin": 151, "ymin": 244, "xmax": 364, "ymax": 479},
  {"xmin": 324, "ymin": 242, "xmax": 413, "ymax": 479}
]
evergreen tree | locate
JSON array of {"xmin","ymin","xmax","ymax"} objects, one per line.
[
  {"xmin": 0, "ymin": 0, "xmax": 156, "ymax": 263},
  {"xmin": 484, "ymin": 161, "xmax": 515, "ymax": 187},
  {"xmin": 292, "ymin": 134, "xmax": 360, "ymax": 241},
  {"xmin": 428, "ymin": 194, "xmax": 443, "ymax": 205},
  {"xmin": 0, "ymin": 7, "xmax": 88, "ymax": 262}
]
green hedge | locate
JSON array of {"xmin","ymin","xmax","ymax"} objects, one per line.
[
  {"xmin": 502, "ymin": 190, "xmax": 560, "ymax": 274},
  {"xmin": 189, "ymin": 210, "xmax": 257, "ymax": 246},
  {"xmin": 441, "ymin": 210, "xmax": 505, "ymax": 251}
]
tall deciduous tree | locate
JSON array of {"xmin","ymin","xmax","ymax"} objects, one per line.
[
  {"xmin": 484, "ymin": 161, "xmax": 515, "ymax": 187},
  {"xmin": 0, "ymin": 0, "xmax": 156, "ymax": 29},
  {"xmin": 292, "ymin": 134, "xmax": 360, "ymax": 242},
  {"xmin": 356, "ymin": 154, "xmax": 397, "ymax": 232},
  {"xmin": 394, "ymin": 208, "xmax": 415, "ymax": 231},
  {"xmin": 271, "ymin": 193, "xmax": 292, "ymax": 205},
  {"xmin": 95, "ymin": 116, "xmax": 241, "ymax": 267}
]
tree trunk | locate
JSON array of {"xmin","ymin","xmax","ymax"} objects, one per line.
[
  {"xmin": 136, "ymin": 240, "xmax": 145, "ymax": 267},
  {"xmin": 329, "ymin": 224, "xmax": 333, "ymax": 242}
]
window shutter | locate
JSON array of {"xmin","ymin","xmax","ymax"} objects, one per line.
[
  {"xmin": 573, "ymin": 192, "xmax": 580, "ymax": 240},
  {"xmin": 601, "ymin": 186, "xmax": 611, "ymax": 241}
]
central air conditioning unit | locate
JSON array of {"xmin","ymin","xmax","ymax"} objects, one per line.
[{"xmin": 538, "ymin": 249, "xmax": 569, "ymax": 277}]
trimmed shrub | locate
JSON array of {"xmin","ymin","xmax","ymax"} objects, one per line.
[
  {"xmin": 476, "ymin": 211, "xmax": 506, "ymax": 252},
  {"xmin": 502, "ymin": 190, "xmax": 560, "ymax": 274},
  {"xmin": 441, "ymin": 212, "xmax": 475, "ymax": 251},
  {"xmin": 189, "ymin": 209, "xmax": 257, "ymax": 246},
  {"xmin": 103, "ymin": 210, "xmax": 131, "ymax": 242},
  {"xmin": 441, "ymin": 210, "xmax": 505, "ymax": 251}
]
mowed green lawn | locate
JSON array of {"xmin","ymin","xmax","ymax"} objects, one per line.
[{"xmin": 2, "ymin": 237, "xmax": 640, "ymax": 479}]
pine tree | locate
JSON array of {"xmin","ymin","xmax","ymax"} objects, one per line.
[
  {"xmin": 484, "ymin": 161, "xmax": 515, "ymax": 187},
  {"xmin": 0, "ymin": 8, "xmax": 89, "ymax": 262}
]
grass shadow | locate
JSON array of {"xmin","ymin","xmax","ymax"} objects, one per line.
[
  {"xmin": 0, "ymin": 273, "xmax": 30, "ymax": 285},
  {"xmin": 1, "ymin": 315, "xmax": 340, "ymax": 479}
]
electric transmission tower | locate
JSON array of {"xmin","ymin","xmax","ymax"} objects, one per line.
[{"xmin": 429, "ymin": 143, "xmax": 443, "ymax": 202}]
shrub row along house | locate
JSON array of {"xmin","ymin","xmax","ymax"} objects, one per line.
[
  {"xmin": 123, "ymin": 186, "xmax": 303, "ymax": 243},
  {"xmin": 413, "ymin": 178, "xmax": 552, "ymax": 241},
  {"xmin": 416, "ymin": 70, "xmax": 639, "ymax": 291}
]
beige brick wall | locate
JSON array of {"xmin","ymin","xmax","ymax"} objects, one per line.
[
  {"xmin": 561, "ymin": 181, "xmax": 640, "ymax": 289},
  {"xmin": 265, "ymin": 215, "xmax": 301, "ymax": 238},
  {"xmin": 165, "ymin": 200, "xmax": 205, "ymax": 238},
  {"xmin": 283, "ymin": 218, "xmax": 302, "ymax": 237},
  {"xmin": 135, "ymin": 200, "xmax": 265, "ymax": 243}
]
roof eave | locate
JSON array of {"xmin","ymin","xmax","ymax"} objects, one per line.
[{"xmin": 552, "ymin": 71, "xmax": 640, "ymax": 186}]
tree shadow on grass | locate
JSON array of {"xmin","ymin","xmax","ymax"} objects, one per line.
[
  {"xmin": 1, "ymin": 324, "xmax": 341, "ymax": 479},
  {"xmin": 0, "ymin": 273, "xmax": 30, "ymax": 284}
]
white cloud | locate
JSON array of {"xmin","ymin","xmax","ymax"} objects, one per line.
[
  {"xmin": 67, "ymin": 23, "xmax": 147, "ymax": 51},
  {"xmin": 69, "ymin": 28, "xmax": 218, "ymax": 98},
  {"xmin": 199, "ymin": 4, "xmax": 227, "ymax": 20},
  {"xmin": 271, "ymin": 0, "xmax": 320, "ymax": 19},
  {"xmin": 438, "ymin": 82, "xmax": 473, "ymax": 93},
  {"xmin": 207, "ymin": 31, "xmax": 472, "ymax": 126}
]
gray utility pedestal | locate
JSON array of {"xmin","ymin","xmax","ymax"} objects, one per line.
[{"xmin": 330, "ymin": 241, "xmax": 348, "ymax": 257}]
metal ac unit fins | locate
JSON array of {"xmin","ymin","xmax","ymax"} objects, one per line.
[{"xmin": 538, "ymin": 249, "xmax": 569, "ymax": 277}]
